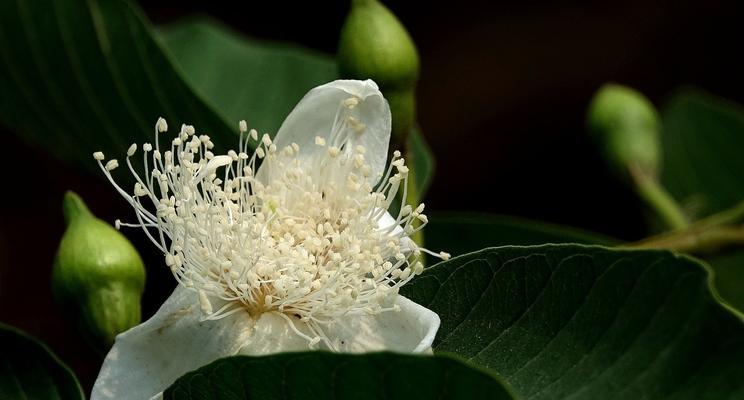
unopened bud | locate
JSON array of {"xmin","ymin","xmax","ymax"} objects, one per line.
[
  {"xmin": 587, "ymin": 83, "xmax": 661, "ymax": 179},
  {"xmin": 52, "ymin": 191, "xmax": 145, "ymax": 352},
  {"xmin": 339, "ymin": 0, "xmax": 420, "ymax": 139},
  {"xmin": 338, "ymin": 0, "xmax": 420, "ymax": 89}
]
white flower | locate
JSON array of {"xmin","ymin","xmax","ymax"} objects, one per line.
[{"xmin": 90, "ymin": 80, "xmax": 450, "ymax": 400}]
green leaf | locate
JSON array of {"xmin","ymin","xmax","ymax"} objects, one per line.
[
  {"xmin": 158, "ymin": 18, "xmax": 339, "ymax": 135},
  {"xmin": 0, "ymin": 0, "xmax": 236, "ymax": 170},
  {"xmin": 708, "ymin": 250, "xmax": 744, "ymax": 313},
  {"xmin": 163, "ymin": 352, "xmax": 516, "ymax": 400},
  {"xmin": 0, "ymin": 323, "xmax": 84, "ymax": 400},
  {"xmin": 402, "ymin": 245, "xmax": 744, "ymax": 399},
  {"xmin": 425, "ymin": 213, "xmax": 617, "ymax": 259},
  {"xmin": 661, "ymin": 90, "xmax": 744, "ymax": 217},
  {"xmin": 660, "ymin": 90, "xmax": 744, "ymax": 311}
]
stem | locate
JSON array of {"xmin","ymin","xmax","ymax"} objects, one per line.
[
  {"xmin": 629, "ymin": 165, "xmax": 689, "ymax": 231},
  {"xmin": 624, "ymin": 200, "xmax": 744, "ymax": 255},
  {"xmin": 624, "ymin": 226, "xmax": 744, "ymax": 255},
  {"xmin": 388, "ymin": 88, "xmax": 416, "ymax": 144},
  {"xmin": 694, "ymin": 200, "xmax": 744, "ymax": 230},
  {"xmin": 405, "ymin": 143, "xmax": 424, "ymax": 247}
]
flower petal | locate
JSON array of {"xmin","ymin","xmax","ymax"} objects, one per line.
[
  {"xmin": 92, "ymin": 292, "xmax": 436, "ymax": 399},
  {"xmin": 91, "ymin": 286, "xmax": 254, "ymax": 400},
  {"xmin": 238, "ymin": 295, "xmax": 439, "ymax": 355},
  {"xmin": 319, "ymin": 295, "xmax": 440, "ymax": 353},
  {"xmin": 376, "ymin": 209, "xmax": 414, "ymax": 253},
  {"xmin": 376, "ymin": 208, "xmax": 402, "ymax": 234},
  {"xmin": 237, "ymin": 312, "xmax": 314, "ymax": 355},
  {"xmin": 270, "ymin": 79, "xmax": 392, "ymax": 183}
]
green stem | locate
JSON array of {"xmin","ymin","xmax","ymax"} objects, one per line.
[
  {"xmin": 625, "ymin": 200, "xmax": 744, "ymax": 255},
  {"xmin": 694, "ymin": 200, "xmax": 744, "ymax": 230},
  {"xmin": 629, "ymin": 165, "xmax": 689, "ymax": 231},
  {"xmin": 405, "ymin": 144, "xmax": 424, "ymax": 247},
  {"xmin": 388, "ymin": 88, "xmax": 416, "ymax": 144},
  {"xmin": 625, "ymin": 226, "xmax": 744, "ymax": 255}
]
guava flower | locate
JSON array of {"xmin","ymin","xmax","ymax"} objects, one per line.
[{"xmin": 90, "ymin": 80, "xmax": 449, "ymax": 400}]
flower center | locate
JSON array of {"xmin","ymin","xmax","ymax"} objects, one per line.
[{"xmin": 94, "ymin": 99, "xmax": 449, "ymax": 346}]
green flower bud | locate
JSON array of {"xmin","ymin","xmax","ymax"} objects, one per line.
[
  {"xmin": 338, "ymin": 0, "xmax": 420, "ymax": 140},
  {"xmin": 587, "ymin": 83, "xmax": 661, "ymax": 179},
  {"xmin": 338, "ymin": 0, "xmax": 420, "ymax": 89},
  {"xmin": 52, "ymin": 191, "xmax": 145, "ymax": 352}
]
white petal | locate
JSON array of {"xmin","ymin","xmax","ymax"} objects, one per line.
[
  {"xmin": 269, "ymin": 79, "xmax": 392, "ymax": 183},
  {"xmin": 92, "ymin": 292, "xmax": 437, "ymax": 399},
  {"xmin": 91, "ymin": 287, "xmax": 254, "ymax": 400},
  {"xmin": 377, "ymin": 209, "xmax": 404, "ymax": 236},
  {"xmin": 376, "ymin": 209, "xmax": 414, "ymax": 253},
  {"xmin": 238, "ymin": 312, "xmax": 314, "ymax": 355},
  {"xmin": 238, "ymin": 295, "xmax": 438, "ymax": 355},
  {"xmin": 319, "ymin": 295, "xmax": 439, "ymax": 353}
]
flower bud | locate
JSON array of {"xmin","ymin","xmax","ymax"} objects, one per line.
[
  {"xmin": 587, "ymin": 83, "xmax": 661, "ymax": 179},
  {"xmin": 338, "ymin": 0, "xmax": 420, "ymax": 139},
  {"xmin": 52, "ymin": 191, "xmax": 145, "ymax": 352},
  {"xmin": 338, "ymin": 0, "xmax": 420, "ymax": 89}
]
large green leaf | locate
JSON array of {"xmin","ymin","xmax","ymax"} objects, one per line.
[
  {"xmin": 661, "ymin": 90, "xmax": 744, "ymax": 217},
  {"xmin": 163, "ymin": 352, "xmax": 515, "ymax": 400},
  {"xmin": 660, "ymin": 90, "xmax": 744, "ymax": 311},
  {"xmin": 402, "ymin": 245, "xmax": 744, "ymax": 399},
  {"xmin": 0, "ymin": 0, "xmax": 235, "ymax": 169},
  {"xmin": 707, "ymin": 251, "xmax": 744, "ymax": 314},
  {"xmin": 0, "ymin": 323, "xmax": 84, "ymax": 400},
  {"xmin": 425, "ymin": 213, "xmax": 617, "ymax": 259},
  {"xmin": 158, "ymin": 18, "xmax": 338, "ymax": 136}
]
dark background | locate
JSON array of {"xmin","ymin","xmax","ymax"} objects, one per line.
[
  {"xmin": 1, "ymin": 0, "xmax": 743, "ymax": 392},
  {"xmin": 142, "ymin": 0, "xmax": 744, "ymax": 240}
]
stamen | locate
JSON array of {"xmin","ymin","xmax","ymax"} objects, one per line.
[
  {"xmin": 97, "ymin": 117, "xmax": 448, "ymax": 349},
  {"xmin": 105, "ymin": 159, "xmax": 119, "ymax": 171},
  {"xmin": 156, "ymin": 117, "xmax": 168, "ymax": 133},
  {"xmin": 343, "ymin": 97, "xmax": 359, "ymax": 109}
]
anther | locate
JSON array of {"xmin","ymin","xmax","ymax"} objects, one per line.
[
  {"xmin": 156, "ymin": 117, "xmax": 168, "ymax": 133},
  {"xmin": 343, "ymin": 97, "xmax": 359, "ymax": 109},
  {"xmin": 261, "ymin": 134, "xmax": 272, "ymax": 146},
  {"xmin": 347, "ymin": 116, "xmax": 366, "ymax": 133},
  {"xmin": 105, "ymin": 159, "xmax": 119, "ymax": 171}
]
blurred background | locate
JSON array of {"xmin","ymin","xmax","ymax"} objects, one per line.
[
  {"xmin": 143, "ymin": 0, "xmax": 744, "ymax": 240},
  {"xmin": 2, "ymin": 0, "xmax": 744, "ymax": 391}
]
